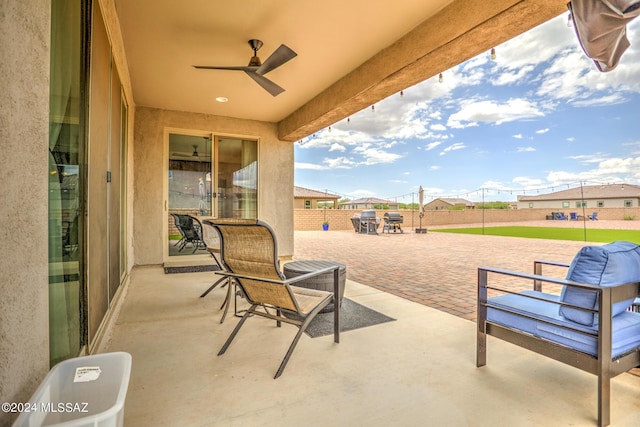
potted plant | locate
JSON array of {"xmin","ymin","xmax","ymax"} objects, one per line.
[{"xmin": 322, "ymin": 220, "xmax": 329, "ymax": 231}]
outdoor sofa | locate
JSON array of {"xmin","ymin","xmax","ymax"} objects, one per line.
[{"xmin": 477, "ymin": 241, "xmax": 640, "ymax": 427}]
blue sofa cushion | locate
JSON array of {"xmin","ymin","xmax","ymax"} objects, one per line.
[
  {"xmin": 488, "ymin": 290, "xmax": 640, "ymax": 358},
  {"xmin": 560, "ymin": 241, "xmax": 640, "ymax": 325}
]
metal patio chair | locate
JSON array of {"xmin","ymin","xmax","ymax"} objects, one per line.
[
  {"xmin": 175, "ymin": 214, "xmax": 206, "ymax": 253},
  {"xmin": 204, "ymin": 218, "xmax": 340, "ymax": 378}
]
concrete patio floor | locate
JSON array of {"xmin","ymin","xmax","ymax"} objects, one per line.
[{"xmin": 103, "ymin": 223, "xmax": 640, "ymax": 426}]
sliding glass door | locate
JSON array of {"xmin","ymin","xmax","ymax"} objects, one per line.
[
  {"xmin": 167, "ymin": 133, "xmax": 212, "ymax": 257},
  {"xmin": 166, "ymin": 132, "xmax": 257, "ymax": 260},
  {"xmin": 49, "ymin": 0, "xmax": 84, "ymax": 366},
  {"xmin": 216, "ymin": 137, "xmax": 258, "ymax": 220}
]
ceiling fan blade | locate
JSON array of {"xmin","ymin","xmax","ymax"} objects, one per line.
[
  {"xmin": 193, "ymin": 65, "xmax": 258, "ymax": 71},
  {"xmin": 256, "ymin": 44, "xmax": 297, "ymax": 76},
  {"xmin": 244, "ymin": 71, "xmax": 285, "ymax": 96}
]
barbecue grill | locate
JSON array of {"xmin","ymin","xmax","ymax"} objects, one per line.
[
  {"xmin": 383, "ymin": 212, "xmax": 403, "ymax": 233},
  {"xmin": 357, "ymin": 210, "xmax": 379, "ymax": 234}
]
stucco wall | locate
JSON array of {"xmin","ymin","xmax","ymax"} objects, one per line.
[
  {"xmin": 133, "ymin": 107, "xmax": 294, "ymax": 265},
  {"xmin": 0, "ymin": 0, "xmax": 51, "ymax": 424}
]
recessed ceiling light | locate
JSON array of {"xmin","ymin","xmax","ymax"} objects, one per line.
[{"xmin": 215, "ymin": 97, "xmax": 228, "ymax": 103}]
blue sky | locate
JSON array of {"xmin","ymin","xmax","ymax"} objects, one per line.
[{"xmin": 294, "ymin": 14, "xmax": 640, "ymax": 203}]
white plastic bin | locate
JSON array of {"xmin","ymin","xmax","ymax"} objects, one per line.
[{"xmin": 13, "ymin": 352, "xmax": 132, "ymax": 427}]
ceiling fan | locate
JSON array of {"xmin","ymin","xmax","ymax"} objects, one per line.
[
  {"xmin": 171, "ymin": 138, "xmax": 211, "ymax": 162},
  {"xmin": 193, "ymin": 39, "xmax": 297, "ymax": 97}
]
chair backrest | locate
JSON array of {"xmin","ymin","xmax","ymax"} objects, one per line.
[
  {"xmin": 171, "ymin": 213, "xmax": 186, "ymax": 237},
  {"xmin": 176, "ymin": 214, "xmax": 202, "ymax": 242},
  {"xmin": 204, "ymin": 219, "xmax": 298, "ymax": 312}
]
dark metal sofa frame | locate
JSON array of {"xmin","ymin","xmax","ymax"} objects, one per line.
[{"xmin": 477, "ymin": 260, "xmax": 640, "ymax": 427}]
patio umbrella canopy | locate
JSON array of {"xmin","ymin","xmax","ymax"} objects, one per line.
[{"xmin": 569, "ymin": 0, "xmax": 640, "ymax": 72}]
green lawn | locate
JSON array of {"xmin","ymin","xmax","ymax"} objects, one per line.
[{"xmin": 430, "ymin": 226, "xmax": 640, "ymax": 244}]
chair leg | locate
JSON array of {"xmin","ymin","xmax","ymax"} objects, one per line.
[
  {"xmin": 477, "ymin": 269, "xmax": 488, "ymax": 367},
  {"xmin": 200, "ymin": 276, "xmax": 227, "ymax": 298},
  {"xmin": 274, "ymin": 301, "xmax": 329, "ymax": 379},
  {"xmin": 219, "ymin": 278, "xmax": 234, "ymax": 324},
  {"xmin": 218, "ymin": 304, "xmax": 258, "ymax": 356},
  {"xmin": 333, "ymin": 269, "xmax": 340, "ymax": 344},
  {"xmin": 598, "ymin": 369, "xmax": 611, "ymax": 427}
]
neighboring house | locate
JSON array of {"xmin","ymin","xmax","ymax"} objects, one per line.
[
  {"xmin": 424, "ymin": 198, "xmax": 475, "ymax": 210},
  {"xmin": 340, "ymin": 197, "xmax": 399, "ymax": 210},
  {"xmin": 517, "ymin": 184, "xmax": 640, "ymax": 209},
  {"xmin": 294, "ymin": 186, "xmax": 341, "ymax": 209}
]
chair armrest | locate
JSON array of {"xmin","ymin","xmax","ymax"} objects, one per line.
[
  {"xmin": 534, "ymin": 260, "xmax": 570, "ymax": 268},
  {"xmin": 479, "ymin": 266, "xmax": 583, "ymax": 288},
  {"xmin": 215, "ymin": 265, "xmax": 340, "ymax": 288},
  {"xmin": 479, "ymin": 266, "xmax": 639, "ymax": 310}
]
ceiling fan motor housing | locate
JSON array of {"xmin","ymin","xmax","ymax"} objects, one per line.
[{"xmin": 248, "ymin": 39, "xmax": 263, "ymax": 66}]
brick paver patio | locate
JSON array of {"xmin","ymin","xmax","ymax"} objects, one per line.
[{"xmin": 293, "ymin": 220, "xmax": 639, "ymax": 322}]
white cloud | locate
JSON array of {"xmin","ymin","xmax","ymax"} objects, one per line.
[
  {"xmin": 430, "ymin": 123, "xmax": 447, "ymax": 131},
  {"xmin": 567, "ymin": 153, "xmax": 610, "ymax": 163},
  {"xmin": 352, "ymin": 146, "xmax": 403, "ymax": 165},
  {"xmin": 572, "ymin": 93, "xmax": 628, "ymax": 107},
  {"xmin": 517, "ymin": 147, "xmax": 536, "ymax": 152},
  {"xmin": 512, "ymin": 177, "xmax": 543, "ymax": 188},
  {"xmin": 430, "ymin": 165, "xmax": 440, "ymax": 171},
  {"xmin": 440, "ymin": 143, "xmax": 466, "ymax": 155},
  {"xmin": 481, "ymin": 180, "xmax": 514, "ymax": 191},
  {"xmin": 493, "ymin": 65, "xmax": 536, "ymax": 85},
  {"xmin": 424, "ymin": 141, "xmax": 442, "ymax": 151},
  {"xmin": 545, "ymin": 155, "xmax": 640, "ymax": 186},
  {"xmin": 512, "ymin": 134, "xmax": 523, "ymax": 139},
  {"xmin": 536, "ymin": 128, "xmax": 550, "ymax": 134},
  {"xmin": 294, "ymin": 162, "xmax": 324, "ymax": 170},
  {"xmin": 329, "ymin": 143, "xmax": 346, "ymax": 152},
  {"xmin": 323, "ymin": 157, "xmax": 358, "ymax": 169},
  {"xmin": 447, "ymin": 98, "xmax": 545, "ymax": 128}
]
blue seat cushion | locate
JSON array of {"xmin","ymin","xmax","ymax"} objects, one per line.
[
  {"xmin": 560, "ymin": 241, "xmax": 640, "ymax": 326},
  {"xmin": 488, "ymin": 290, "xmax": 640, "ymax": 357}
]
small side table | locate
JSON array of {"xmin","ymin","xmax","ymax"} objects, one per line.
[{"xmin": 283, "ymin": 260, "xmax": 346, "ymax": 313}]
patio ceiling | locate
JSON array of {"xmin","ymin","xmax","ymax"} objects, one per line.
[{"xmin": 114, "ymin": 0, "xmax": 568, "ymax": 141}]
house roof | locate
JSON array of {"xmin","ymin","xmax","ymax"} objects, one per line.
[
  {"xmin": 294, "ymin": 186, "xmax": 341, "ymax": 199},
  {"xmin": 427, "ymin": 197, "xmax": 475, "ymax": 206},
  {"xmin": 518, "ymin": 184, "xmax": 640, "ymax": 201},
  {"xmin": 341, "ymin": 197, "xmax": 397, "ymax": 205}
]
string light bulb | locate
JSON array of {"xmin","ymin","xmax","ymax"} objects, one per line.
[
  {"xmin": 371, "ymin": 105, "xmax": 375, "ymax": 112},
  {"xmin": 438, "ymin": 73, "xmax": 443, "ymax": 83},
  {"xmin": 567, "ymin": 12, "xmax": 573, "ymax": 27},
  {"xmin": 490, "ymin": 48, "xmax": 496, "ymax": 60},
  {"xmin": 400, "ymin": 90, "xmax": 404, "ymax": 97}
]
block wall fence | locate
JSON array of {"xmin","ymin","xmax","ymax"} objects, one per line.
[{"xmin": 293, "ymin": 208, "xmax": 640, "ymax": 231}]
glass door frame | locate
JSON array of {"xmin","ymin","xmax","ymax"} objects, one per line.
[
  {"xmin": 163, "ymin": 128, "xmax": 261, "ymax": 264},
  {"xmin": 163, "ymin": 128, "xmax": 213, "ymax": 263}
]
